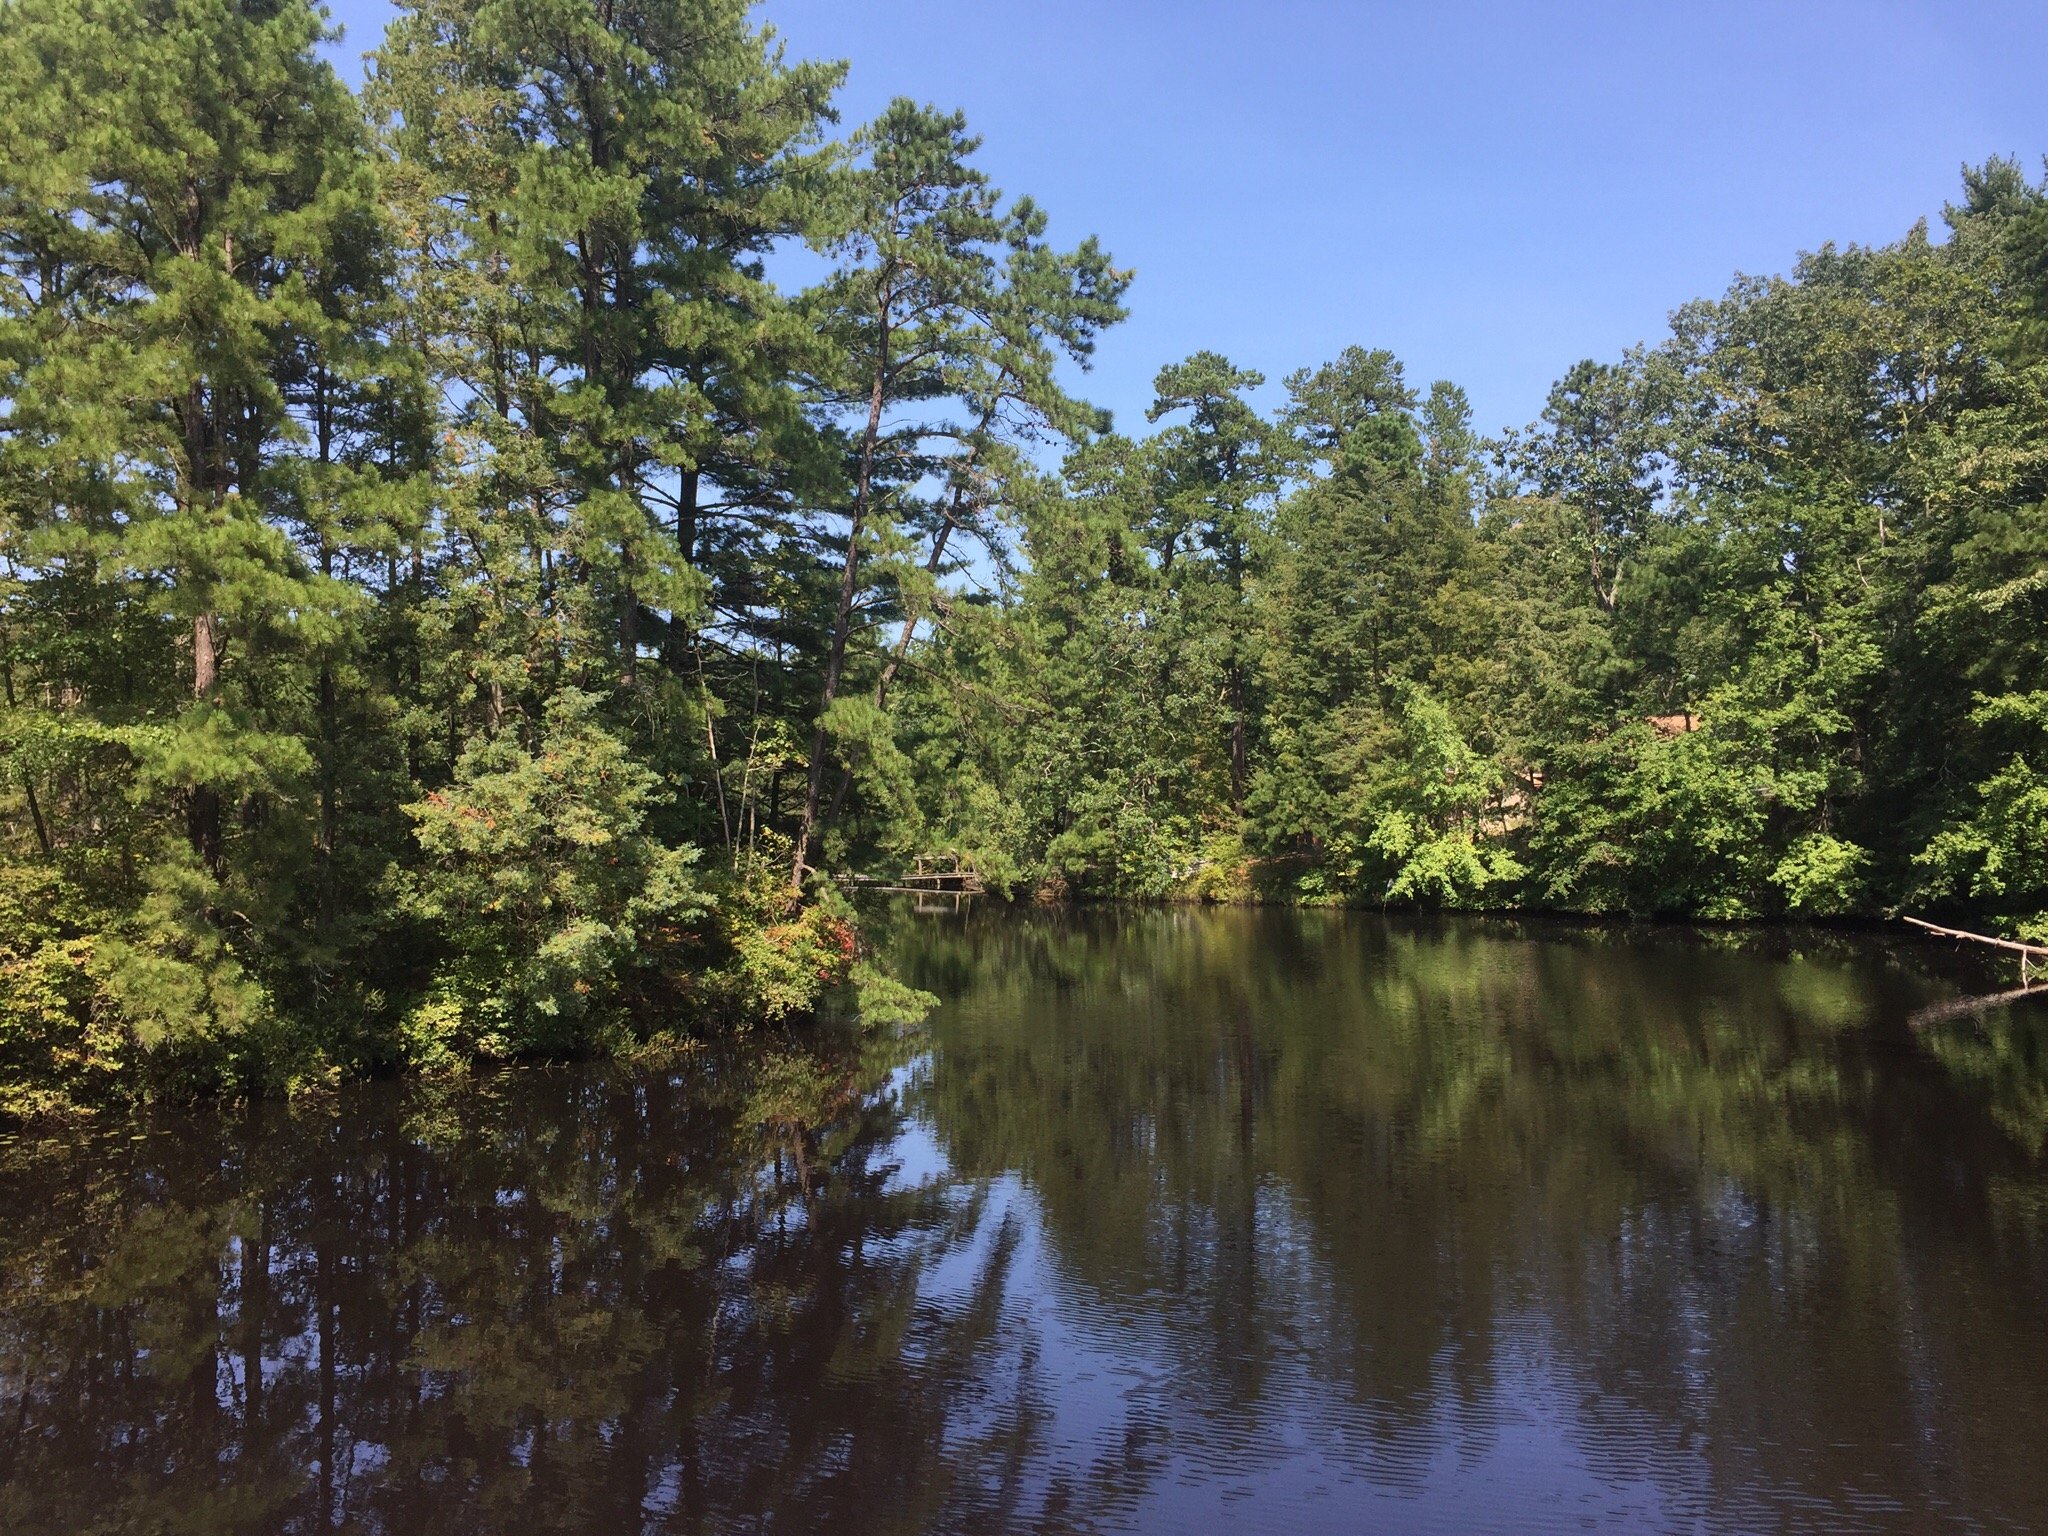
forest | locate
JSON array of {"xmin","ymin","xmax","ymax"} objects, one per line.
[{"xmin": 2, "ymin": 0, "xmax": 2046, "ymax": 1116}]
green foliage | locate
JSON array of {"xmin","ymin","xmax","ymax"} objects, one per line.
[
  {"xmin": 90, "ymin": 846, "xmax": 273, "ymax": 1048},
  {"xmin": 1, "ymin": 2, "xmax": 2045, "ymax": 1117},
  {"xmin": 1526, "ymin": 723, "xmax": 1771, "ymax": 917},
  {"xmin": 837, "ymin": 958, "xmax": 940, "ymax": 1029},
  {"xmin": 397, "ymin": 688, "xmax": 710, "ymax": 1052},
  {"xmin": 914, "ymin": 159, "xmax": 2048, "ymax": 944},
  {"xmin": 0, "ymin": 866, "xmax": 123, "ymax": 1119},
  {"xmin": 0, "ymin": 0, "xmax": 1023, "ymax": 1118},
  {"xmin": 1337, "ymin": 686, "xmax": 1522, "ymax": 908},
  {"xmin": 1915, "ymin": 692, "xmax": 2048, "ymax": 936},
  {"xmin": 1182, "ymin": 828, "xmax": 1254, "ymax": 904},
  {"xmin": 720, "ymin": 888, "xmax": 859, "ymax": 1025},
  {"xmin": 1773, "ymin": 834, "xmax": 1869, "ymax": 917}
]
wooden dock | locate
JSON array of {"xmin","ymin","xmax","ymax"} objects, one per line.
[{"xmin": 835, "ymin": 856, "xmax": 985, "ymax": 910}]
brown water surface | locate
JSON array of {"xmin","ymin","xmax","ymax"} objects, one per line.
[{"xmin": 3, "ymin": 909, "xmax": 2047, "ymax": 1533}]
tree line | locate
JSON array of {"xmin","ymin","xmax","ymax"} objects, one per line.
[
  {"xmin": 2, "ymin": 0, "xmax": 2044, "ymax": 1114},
  {"xmin": 915, "ymin": 168, "xmax": 2048, "ymax": 943}
]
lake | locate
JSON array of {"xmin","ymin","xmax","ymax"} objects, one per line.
[{"xmin": 4, "ymin": 908, "xmax": 2047, "ymax": 1533}]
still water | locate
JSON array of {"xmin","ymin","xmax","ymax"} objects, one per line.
[{"xmin": 4, "ymin": 909, "xmax": 2048, "ymax": 1534}]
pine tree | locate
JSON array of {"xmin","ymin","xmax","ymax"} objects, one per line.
[
  {"xmin": 1142, "ymin": 352, "xmax": 1282, "ymax": 814},
  {"xmin": 788, "ymin": 100, "xmax": 1126, "ymax": 888},
  {"xmin": 0, "ymin": 0, "xmax": 383, "ymax": 1061},
  {"xmin": 370, "ymin": 0, "xmax": 842, "ymax": 793}
]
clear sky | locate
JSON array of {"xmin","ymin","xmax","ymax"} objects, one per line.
[{"xmin": 321, "ymin": 0, "xmax": 2048, "ymax": 440}]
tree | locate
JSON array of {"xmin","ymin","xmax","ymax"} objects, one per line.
[
  {"xmin": 1142, "ymin": 351, "xmax": 1282, "ymax": 812},
  {"xmin": 370, "ymin": 0, "xmax": 842, "ymax": 762},
  {"xmin": 0, "ymin": 0, "xmax": 378, "ymax": 1060},
  {"xmin": 1251, "ymin": 348, "xmax": 1494, "ymax": 894},
  {"xmin": 788, "ymin": 100, "xmax": 1125, "ymax": 888},
  {"xmin": 396, "ymin": 687, "xmax": 710, "ymax": 1054}
]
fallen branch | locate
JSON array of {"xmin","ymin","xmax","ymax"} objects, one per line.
[
  {"xmin": 1900, "ymin": 915, "xmax": 2048, "ymax": 959},
  {"xmin": 1901, "ymin": 915, "xmax": 2047, "ymax": 984}
]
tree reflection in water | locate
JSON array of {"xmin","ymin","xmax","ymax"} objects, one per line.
[
  {"xmin": 0, "ymin": 1030, "xmax": 1151, "ymax": 1535},
  {"xmin": 4, "ymin": 911, "xmax": 2048, "ymax": 1533}
]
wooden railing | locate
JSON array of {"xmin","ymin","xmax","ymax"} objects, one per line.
[{"xmin": 835, "ymin": 856, "xmax": 985, "ymax": 908}]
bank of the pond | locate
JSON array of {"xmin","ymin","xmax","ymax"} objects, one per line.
[
  {"xmin": 13, "ymin": 881, "xmax": 2042, "ymax": 1131},
  {"xmin": 1018, "ymin": 884, "xmax": 2048, "ymax": 988},
  {"xmin": 0, "ymin": 889, "xmax": 944, "ymax": 1127}
]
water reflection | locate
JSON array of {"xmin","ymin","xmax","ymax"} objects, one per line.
[{"xmin": 3, "ymin": 911, "xmax": 2047, "ymax": 1533}]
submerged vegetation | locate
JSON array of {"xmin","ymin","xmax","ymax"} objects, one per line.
[{"xmin": 2, "ymin": 0, "xmax": 2046, "ymax": 1114}]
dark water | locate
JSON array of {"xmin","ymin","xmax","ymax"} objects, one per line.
[{"xmin": 5, "ymin": 911, "xmax": 2048, "ymax": 1534}]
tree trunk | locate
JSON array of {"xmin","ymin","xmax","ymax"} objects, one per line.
[
  {"xmin": 618, "ymin": 547, "xmax": 638, "ymax": 689},
  {"xmin": 318, "ymin": 666, "xmax": 338, "ymax": 858},
  {"xmin": 23, "ymin": 778, "xmax": 51, "ymax": 859},
  {"xmin": 189, "ymin": 611, "xmax": 224, "ymax": 875},
  {"xmin": 192, "ymin": 612, "xmax": 218, "ymax": 697},
  {"xmin": 818, "ymin": 420, "xmax": 990, "ymax": 856},
  {"xmin": 822, "ymin": 499, "xmax": 965, "ymax": 828},
  {"xmin": 792, "ymin": 302, "xmax": 892, "ymax": 891},
  {"xmin": 4, "ymin": 661, "xmax": 53, "ymax": 857},
  {"xmin": 1227, "ymin": 663, "xmax": 1248, "ymax": 812},
  {"xmin": 660, "ymin": 467, "xmax": 700, "ymax": 681}
]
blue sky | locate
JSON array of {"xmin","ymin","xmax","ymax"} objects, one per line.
[{"xmin": 322, "ymin": 0, "xmax": 2048, "ymax": 441}]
